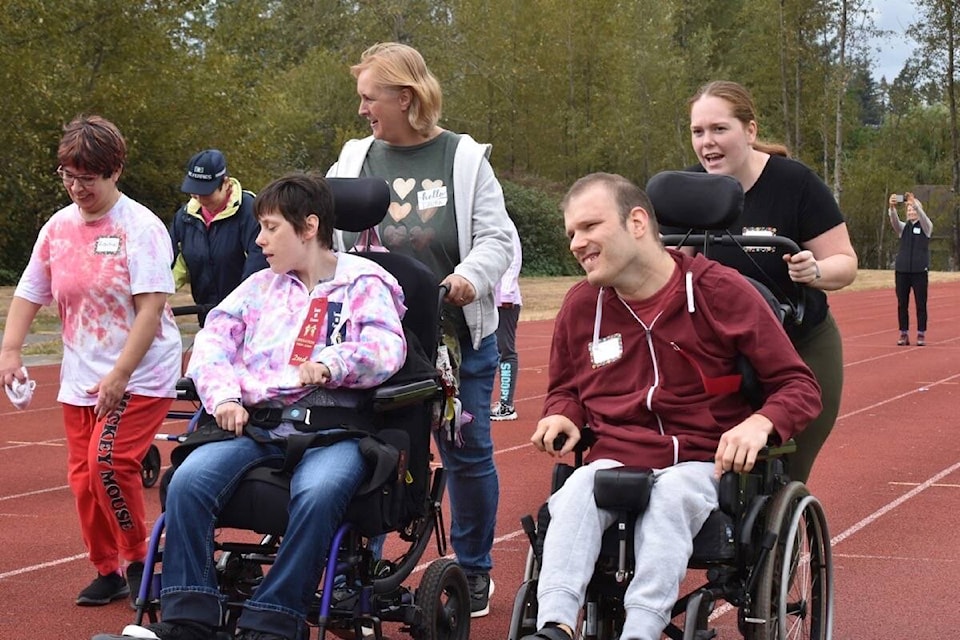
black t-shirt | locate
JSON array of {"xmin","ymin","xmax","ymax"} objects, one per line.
[{"xmin": 662, "ymin": 156, "xmax": 845, "ymax": 341}]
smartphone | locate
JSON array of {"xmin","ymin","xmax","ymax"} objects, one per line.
[{"xmin": 894, "ymin": 194, "xmax": 905, "ymax": 203}]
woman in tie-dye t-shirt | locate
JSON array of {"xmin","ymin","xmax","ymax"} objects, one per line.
[{"xmin": 0, "ymin": 115, "xmax": 180, "ymax": 606}]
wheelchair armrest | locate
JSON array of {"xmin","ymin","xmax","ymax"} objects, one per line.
[
  {"xmin": 593, "ymin": 467, "xmax": 654, "ymax": 513},
  {"xmin": 372, "ymin": 379, "xmax": 442, "ymax": 412},
  {"xmin": 176, "ymin": 377, "xmax": 199, "ymax": 401},
  {"xmin": 552, "ymin": 427, "xmax": 598, "ymax": 468},
  {"xmin": 757, "ymin": 438, "xmax": 797, "ymax": 460},
  {"xmin": 717, "ymin": 471, "xmax": 740, "ymax": 516},
  {"xmin": 552, "ymin": 462, "xmax": 576, "ymax": 493}
]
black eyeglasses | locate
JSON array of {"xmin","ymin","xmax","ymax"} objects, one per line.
[{"xmin": 56, "ymin": 166, "xmax": 100, "ymax": 188}]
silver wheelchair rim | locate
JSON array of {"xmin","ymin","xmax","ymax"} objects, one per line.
[{"xmin": 777, "ymin": 494, "xmax": 834, "ymax": 640}]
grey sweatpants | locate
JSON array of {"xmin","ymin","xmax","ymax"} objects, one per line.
[{"xmin": 536, "ymin": 459, "xmax": 718, "ymax": 640}]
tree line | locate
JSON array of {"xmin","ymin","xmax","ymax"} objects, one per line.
[{"xmin": 2, "ymin": 0, "xmax": 958, "ymax": 281}]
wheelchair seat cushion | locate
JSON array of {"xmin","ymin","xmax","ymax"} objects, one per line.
[
  {"xmin": 688, "ymin": 509, "xmax": 736, "ymax": 567},
  {"xmin": 215, "ymin": 429, "xmax": 413, "ymax": 537},
  {"xmin": 217, "ymin": 464, "xmax": 291, "ymax": 534}
]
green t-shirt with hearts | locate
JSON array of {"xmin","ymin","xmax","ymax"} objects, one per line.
[{"xmin": 344, "ymin": 130, "xmax": 469, "ymax": 344}]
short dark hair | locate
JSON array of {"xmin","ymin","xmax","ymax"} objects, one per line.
[
  {"xmin": 562, "ymin": 172, "xmax": 658, "ymax": 232},
  {"xmin": 254, "ymin": 172, "xmax": 335, "ymax": 247},
  {"xmin": 56, "ymin": 114, "xmax": 126, "ymax": 177}
]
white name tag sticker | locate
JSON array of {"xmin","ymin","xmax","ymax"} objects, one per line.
[
  {"xmin": 418, "ymin": 186, "xmax": 448, "ymax": 210},
  {"xmin": 94, "ymin": 236, "xmax": 121, "ymax": 254},
  {"xmin": 913, "ymin": 226, "xmax": 922, "ymax": 235},
  {"xmin": 588, "ymin": 334, "xmax": 623, "ymax": 368}
]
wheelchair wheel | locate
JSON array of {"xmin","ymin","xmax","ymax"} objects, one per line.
[
  {"xmin": 507, "ymin": 579, "xmax": 538, "ymax": 640},
  {"xmin": 141, "ymin": 444, "xmax": 161, "ymax": 488},
  {"xmin": 413, "ymin": 558, "xmax": 470, "ymax": 640},
  {"xmin": 746, "ymin": 482, "xmax": 833, "ymax": 640}
]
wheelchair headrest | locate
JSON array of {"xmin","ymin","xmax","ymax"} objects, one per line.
[
  {"xmin": 646, "ymin": 171, "xmax": 744, "ymax": 230},
  {"xmin": 328, "ymin": 177, "xmax": 390, "ymax": 231}
]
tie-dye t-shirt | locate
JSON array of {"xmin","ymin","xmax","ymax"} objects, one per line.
[
  {"xmin": 15, "ymin": 195, "xmax": 181, "ymax": 405},
  {"xmin": 186, "ymin": 252, "xmax": 407, "ymax": 411}
]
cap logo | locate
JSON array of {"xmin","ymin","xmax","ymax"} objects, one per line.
[{"xmin": 188, "ymin": 165, "xmax": 226, "ymax": 182}]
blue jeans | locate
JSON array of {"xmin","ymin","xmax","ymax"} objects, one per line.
[
  {"xmin": 159, "ymin": 433, "xmax": 368, "ymax": 639},
  {"xmin": 433, "ymin": 334, "xmax": 500, "ymax": 574}
]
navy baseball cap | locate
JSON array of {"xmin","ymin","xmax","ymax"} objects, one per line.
[{"xmin": 181, "ymin": 149, "xmax": 227, "ymax": 195}]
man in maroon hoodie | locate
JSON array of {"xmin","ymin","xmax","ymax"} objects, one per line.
[{"xmin": 523, "ymin": 173, "xmax": 822, "ymax": 640}]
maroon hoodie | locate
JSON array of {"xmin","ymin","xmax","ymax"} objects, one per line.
[{"xmin": 542, "ymin": 250, "xmax": 822, "ymax": 469}]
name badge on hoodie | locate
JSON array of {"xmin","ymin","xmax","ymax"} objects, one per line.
[
  {"xmin": 589, "ymin": 334, "xmax": 623, "ymax": 368},
  {"xmin": 289, "ymin": 298, "xmax": 328, "ymax": 365}
]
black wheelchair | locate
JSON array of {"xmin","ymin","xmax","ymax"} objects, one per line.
[
  {"xmin": 112, "ymin": 178, "xmax": 471, "ymax": 640},
  {"xmin": 507, "ymin": 172, "xmax": 833, "ymax": 640}
]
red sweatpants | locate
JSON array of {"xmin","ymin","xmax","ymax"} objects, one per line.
[{"xmin": 62, "ymin": 394, "xmax": 173, "ymax": 575}]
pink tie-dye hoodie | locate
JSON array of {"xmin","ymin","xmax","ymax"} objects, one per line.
[{"xmin": 186, "ymin": 252, "xmax": 407, "ymax": 411}]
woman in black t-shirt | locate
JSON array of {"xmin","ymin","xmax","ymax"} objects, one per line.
[{"xmin": 682, "ymin": 80, "xmax": 858, "ymax": 483}]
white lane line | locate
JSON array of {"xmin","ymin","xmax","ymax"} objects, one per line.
[
  {"xmin": 0, "ymin": 485, "xmax": 69, "ymax": 501},
  {"xmin": 835, "ymin": 371, "xmax": 960, "ymax": 421},
  {"xmin": 0, "ymin": 438, "xmax": 65, "ymax": 451},
  {"xmin": 0, "ymin": 552, "xmax": 88, "ymax": 579},
  {"xmin": 830, "ymin": 460, "xmax": 960, "ymax": 546},
  {"xmin": 414, "ymin": 529, "xmax": 528, "ymax": 574},
  {"xmin": 889, "ymin": 481, "xmax": 960, "ymax": 488},
  {"xmin": 833, "ymin": 553, "xmax": 956, "ymax": 562}
]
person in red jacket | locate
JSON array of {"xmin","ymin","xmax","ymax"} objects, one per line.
[{"xmin": 524, "ymin": 173, "xmax": 822, "ymax": 640}]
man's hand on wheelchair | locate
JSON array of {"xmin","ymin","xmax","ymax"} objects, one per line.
[
  {"xmin": 714, "ymin": 413, "xmax": 774, "ymax": 479},
  {"xmin": 531, "ymin": 415, "xmax": 580, "ymax": 458},
  {"xmin": 214, "ymin": 400, "xmax": 249, "ymax": 436}
]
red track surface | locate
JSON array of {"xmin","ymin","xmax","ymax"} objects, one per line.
[{"xmin": 2, "ymin": 282, "xmax": 959, "ymax": 639}]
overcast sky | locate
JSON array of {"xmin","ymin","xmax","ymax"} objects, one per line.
[{"xmin": 868, "ymin": 0, "xmax": 917, "ymax": 82}]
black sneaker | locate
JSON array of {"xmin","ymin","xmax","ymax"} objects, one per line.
[
  {"xmin": 466, "ymin": 572, "xmax": 494, "ymax": 618},
  {"xmin": 76, "ymin": 571, "xmax": 129, "ymax": 606},
  {"xmin": 91, "ymin": 620, "xmax": 217, "ymax": 640},
  {"xmin": 125, "ymin": 561, "xmax": 145, "ymax": 608}
]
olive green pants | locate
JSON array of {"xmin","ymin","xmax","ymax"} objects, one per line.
[{"xmin": 789, "ymin": 311, "xmax": 843, "ymax": 483}]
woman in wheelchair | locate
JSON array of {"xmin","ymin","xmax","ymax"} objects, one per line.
[
  {"xmin": 100, "ymin": 172, "xmax": 407, "ymax": 640},
  {"xmin": 523, "ymin": 174, "xmax": 822, "ymax": 640}
]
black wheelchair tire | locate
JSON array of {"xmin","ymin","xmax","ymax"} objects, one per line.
[
  {"xmin": 507, "ymin": 578, "xmax": 539, "ymax": 640},
  {"xmin": 413, "ymin": 558, "xmax": 470, "ymax": 640},
  {"xmin": 745, "ymin": 482, "xmax": 833, "ymax": 640},
  {"xmin": 140, "ymin": 444, "xmax": 161, "ymax": 488}
]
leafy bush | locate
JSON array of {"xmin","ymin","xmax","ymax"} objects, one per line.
[
  {"xmin": 0, "ymin": 269, "xmax": 21, "ymax": 286},
  {"xmin": 502, "ymin": 180, "xmax": 580, "ymax": 276}
]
